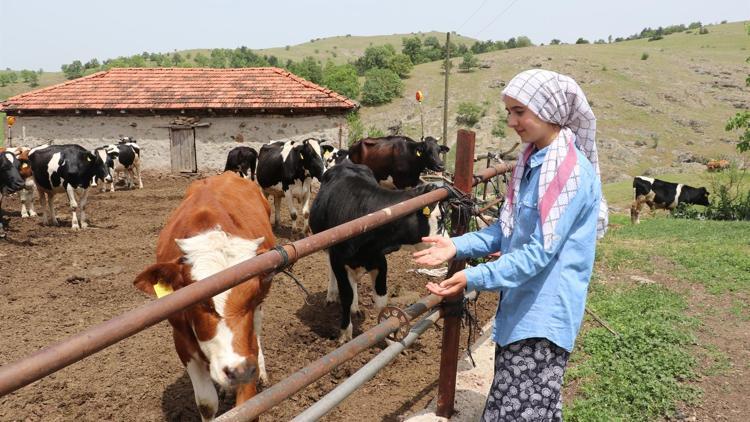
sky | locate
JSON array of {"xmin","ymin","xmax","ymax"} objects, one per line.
[{"xmin": 0, "ymin": 0, "xmax": 747, "ymax": 71}]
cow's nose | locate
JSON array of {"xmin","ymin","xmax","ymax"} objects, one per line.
[
  {"xmin": 223, "ymin": 361, "xmax": 257, "ymax": 384},
  {"xmin": 104, "ymin": 175, "xmax": 113, "ymax": 183}
]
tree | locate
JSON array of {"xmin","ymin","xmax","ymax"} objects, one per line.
[
  {"xmin": 289, "ymin": 56, "xmax": 323, "ymax": 84},
  {"xmin": 459, "ymin": 52, "xmax": 479, "ymax": 72},
  {"xmin": 0, "ymin": 73, "xmax": 9, "ymax": 87},
  {"xmin": 354, "ymin": 44, "xmax": 396, "ymax": 74},
  {"xmin": 387, "ymin": 54, "xmax": 413, "ymax": 78},
  {"xmin": 455, "ymin": 102, "xmax": 485, "ymax": 127},
  {"xmin": 402, "ymin": 36, "xmax": 424, "ymax": 64},
  {"xmin": 346, "ymin": 112, "xmax": 365, "ymax": 145},
  {"xmin": 515, "ymin": 36, "xmax": 533, "ymax": 48},
  {"xmin": 550, "ymin": 39, "xmax": 561, "ymax": 45},
  {"xmin": 440, "ymin": 59, "xmax": 453, "ymax": 74},
  {"xmin": 28, "ymin": 72, "xmax": 39, "ymax": 87},
  {"xmin": 361, "ymin": 68, "xmax": 403, "ymax": 106},
  {"xmin": 725, "ymin": 31, "xmax": 750, "ymax": 153},
  {"xmin": 322, "ymin": 62, "xmax": 360, "ymax": 99},
  {"xmin": 576, "ymin": 38, "xmax": 590, "ymax": 44},
  {"xmin": 61, "ymin": 60, "xmax": 84, "ymax": 79},
  {"xmin": 84, "ymin": 58, "xmax": 100, "ymax": 69}
]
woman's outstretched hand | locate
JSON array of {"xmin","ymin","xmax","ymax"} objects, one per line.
[
  {"xmin": 412, "ymin": 236, "xmax": 457, "ymax": 266},
  {"xmin": 426, "ymin": 271, "xmax": 467, "ymax": 297}
]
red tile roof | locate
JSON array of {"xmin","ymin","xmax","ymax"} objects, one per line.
[{"xmin": 1, "ymin": 67, "xmax": 357, "ymax": 114}]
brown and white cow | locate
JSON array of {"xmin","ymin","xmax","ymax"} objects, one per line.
[
  {"xmin": 133, "ymin": 172, "xmax": 275, "ymax": 421},
  {"xmin": 1, "ymin": 147, "xmax": 37, "ymax": 218}
]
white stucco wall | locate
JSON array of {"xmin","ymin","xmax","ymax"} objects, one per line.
[{"xmin": 6, "ymin": 114, "xmax": 347, "ymax": 170}]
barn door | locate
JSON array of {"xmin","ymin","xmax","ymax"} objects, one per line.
[{"xmin": 169, "ymin": 127, "xmax": 197, "ymax": 173}]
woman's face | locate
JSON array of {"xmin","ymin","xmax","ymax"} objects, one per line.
[{"xmin": 503, "ymin": 95, "xmax": 560, "ymax": 148}]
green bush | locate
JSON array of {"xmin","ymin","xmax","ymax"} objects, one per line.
[
  {"xmin": 672, "ymin": 165, "xmax": 750, "ymax": 221},
  {"xmin": 322, "ymin": 63, "xmax": 360, "ymax": 99},
  {"xmin": 346, "ymin": 112, "xmax": 365, "ymax": 145},
  {"xmin": 361, "ymin": 68, "xmax": 403, "ymax": 106},
  {"xmin": 458, "ymin": 52, "xmax": 479, "ymax": 72},
  {"xmin": 491, "ymin": 115, "xmax": 506, "ymax": 138},
  {"xmin": 455, "ymin": 102, "xmax": 485, "ymax": 127},
  {"xmin": 641, "ymin": 52, "xmax": 650, "ymax": 60}
]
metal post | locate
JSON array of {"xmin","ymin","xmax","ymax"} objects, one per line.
[
  {"xmin": 442, "ymin": 32, "xmax": 450, "ymax": 161},
  {"xmin": 436, "ymin": 129, "xmax": 475, "ymax": 417}
]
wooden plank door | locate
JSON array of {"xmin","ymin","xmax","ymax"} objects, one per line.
[{"xmin": 169, "ymin": 128, "xmax": 197, "ymax": 173}]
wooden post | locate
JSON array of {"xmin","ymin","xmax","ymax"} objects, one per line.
[
  {"xmin": 338, "ymin": 122, "xmax": 343, "ymax": 149},
  {"xmin": 436, "ymin": 129, "xmax": 475, "ymax": 418},
  {"xmin": 442, "ymin": 32, "xmax": 450, "ymax": 161}
]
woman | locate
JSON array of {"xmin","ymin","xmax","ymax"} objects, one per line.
[{"xmin": 413, "ymin": 69, "xmax": 608, "ymax": 421}]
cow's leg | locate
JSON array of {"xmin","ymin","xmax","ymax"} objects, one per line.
[
  {"xmin": 269, "ymin": 192, "xmax": 282, "ymax": 227},
  {"xmin": 77, "ymin": 188, "xmax": 90, "ymax": 229},
  {"xmin": 369, "ymin": 256, "xmax": 388, "ymax": 314},
  {"xmin": 253, "ymin": 305, "xmax": 268, "ymax": 385},
  {"xmin": 630, "ymin": 199, "xmax": 640, "ymax": 224},
  {"xmin": 285, "ymin": 186, "xmax": 298, "ymax": 231},
  {"xmin": 135, "ymin": 162, "xmax": 143, "ymax": 189},
  {"xmin": 20, "ymin": 182, "xmax": 37, "ymax": 217},
  {"xmin": 186, "ymin": 357, "xmax": 219, "ymax": 422},
  {"xmin": 325, "ymin": 251, "xmax": 339, "ymax": 304},
  {"xmin": 90, "ymin": 175, "xmax": 97, "ymax": 187},
  {"xmin": 249, "ymin": 160, "xmax": 256, "ymax": 182},
  {"xmin": 301, "ymin": 178, "xmax": 312, "ymax": 233},
  {"xmin": 331, "ymin": 256, "xmax": 354, "ymax": 342},
  {"xmin": 40, "ymin": 190, "xmax": 58, "ymax": 226},
  {"xmin": 64, "ymin": 184, "xmax": 81, "ymax": 230}
]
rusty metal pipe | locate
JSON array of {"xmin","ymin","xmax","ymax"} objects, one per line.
[
  {"xmin": 0, "ymin": 161, "xmax": 514, "ymax": 398},
  {"xmin": 217, "ymin": 294, "xmax": 443, "ymax": 422}
]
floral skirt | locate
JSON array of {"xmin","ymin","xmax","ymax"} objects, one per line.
[{"xmin": 481, "ymin": 338, "xmax": 570, "ymax": 421}]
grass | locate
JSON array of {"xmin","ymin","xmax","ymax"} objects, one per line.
[{"xmin": 567, "ymin": 212, "xmax": 750, "ymax": 420}]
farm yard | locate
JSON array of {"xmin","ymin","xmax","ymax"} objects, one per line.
[{"xmin": 0, "ymin": 171, "xmax": 501, "ymax": 421}]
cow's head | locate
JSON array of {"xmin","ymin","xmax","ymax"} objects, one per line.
[
  {"xmin": 90, "ymin": 148, "xmax": 114, "ymax": 183},
  {"xmin": 0, "ymin": 152, "xmax": 24, "ymax": 194},
  {"xmin": 119, "ymin": 136, "xmax": 136, "ymax": 144},
  {"xmin": 416, "ymin": 136, "xmax": 450, "ymax": 172},
  {"xmin": 693, "ymin": 187, "xmax": 710, "ymax": 207},
  {"xmin": 403, "ymin": 183, "xmax": 446, "ymax": 250},
  {"xmin": 134, "ymin": 229, "xmax": 267, "ymax": 388},
  {"xmin": 298, "ymin": 138, "xmax": 326, "ymax": 181}
]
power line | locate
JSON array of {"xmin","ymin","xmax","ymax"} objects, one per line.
[
  {"xmin": 474, "ymin": 0, "xmax": 521, "ymax": 38},
  {"xmin": 457, "ymin": 0, "xmax": 491, "ymax": 32}
]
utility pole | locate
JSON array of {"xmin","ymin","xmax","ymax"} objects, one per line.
[{"xmin": 442, "ymin": 32, "xmax": 450, "ymax": 161}]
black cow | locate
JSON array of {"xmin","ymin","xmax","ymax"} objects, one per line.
[
  {"xmin": 348, "ymin": 135, "xmax": 449, "ymax": 189},
  {"xmin": 224, "ymin": 146, "xmax": 258, "ymax": 180},
  {"xmin": 309, "ymin": 161, "xmax": 442, "ymax": 341},
  {"xmin": 630, "ymin": 176, "xmax": 710, "ymax": 224},
  {"xmin": 256, "ymin": 138, "xmax": 326, "ymax": 233},
  {"xmin": 29, "ymin": 144, "xmax": 112, "ymax": 230},
  {"xmin": 0, "ymin": 151, "xmax": 26, "ymax": 238}
]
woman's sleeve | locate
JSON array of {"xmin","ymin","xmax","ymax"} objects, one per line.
[
  {"xmin": 450, "ymin": 220, "xmax": 503, "ymax": 260},
  {"xmin": 463, "ymin": 188, "xmax": 598, "ymax": 292}
]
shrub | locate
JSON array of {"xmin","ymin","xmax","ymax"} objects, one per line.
[
  {"xmin": 322, "ymin": 63, "xmax": 360, "ymax": 99},
  {"xmin": 458, "ymin": 52, "xmax": 479, "ymax": 72},
  {"xmin": 576, "ymin": 38, "xmax": 590, "ymax": 44},
  {"xmin": 641, "ymin": 52, "xmax": 650, "ymax": 60},
  {"xmin": 699, "ymin": 27, "xmax": 709, "ymax": 35},
  {"xmin": 491, "ymin": 115, "xmax": 506, "ymax": 138},
  {"xmin": 455, "ymin": 102, "xmax": 485, "ymax": 127},
  {"xmin": 346, "ymin": 112, "xmax": 365, "ymax": 145},
  {"xmin": 361, "ymin": 68, "xmax": 403, "ymax": 106},
  {"xmin": 672, "ymin": 165, "xmax": 750, "ymax": 221}
]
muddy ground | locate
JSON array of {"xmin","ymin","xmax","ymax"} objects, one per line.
[{"xmin": 0, "ymin": 171, "xmax": 499, "ymax": 421}]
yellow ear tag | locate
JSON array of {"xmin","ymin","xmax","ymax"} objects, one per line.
[
  {"xmin": 416, "ymin": 151, "xmax": 422, "ymax": 157},
  {"xmin": 300, "ymin": 153, "xmax": 304, "ymax": 159},
  {"xmin": 86, "ymin": 156, "xmax": 92, "ymax": 162},
  {"xmin": 422, "ymin": 206, "xmax": 431, "ymax": 216},
  {"xmin": 154, "ymin": 280, "xmax": 173, "ymax": 298},
  {"xmin": 21, "ymin": 163, "xmax": 28, "ymax": 169},
  {"xmin": 324, "ymin": 151, "xmax": 331, "ymax": 159}
]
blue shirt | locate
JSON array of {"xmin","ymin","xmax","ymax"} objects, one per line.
[{"xmin": 451, "ymin": 145, "xmax": 600, "ymax": 352}]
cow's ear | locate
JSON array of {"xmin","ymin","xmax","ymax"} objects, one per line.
[{"xmin": 133, "ymin": 261, "xmax": 184, "ymax": 298}]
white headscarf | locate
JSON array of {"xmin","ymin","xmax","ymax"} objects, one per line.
[{"xmin": 500, "ymin": 69, "xmax": 608, "ymax": 250}]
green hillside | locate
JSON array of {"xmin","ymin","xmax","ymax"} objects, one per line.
[{"xmin": 358, "ymin": 21, "xmax": 749, "ymax": 183}]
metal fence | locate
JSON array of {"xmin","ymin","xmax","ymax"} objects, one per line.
[{"xmin": 0, "ymin": 129, "xmax": 514, "ymax": 420}]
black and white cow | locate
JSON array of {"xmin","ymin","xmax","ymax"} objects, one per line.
[
  {"xmin": 91, "ymin": 145, "xmax": 119, "ymax": 192},
  {"xmin": 113, "ymin": 138, "xmax": 143, "ymax": 189},
  {"xmin": 348, "ymin": 135, "xmax": 449, "ymax": 188},
  {"xmin": 322, "ymin": 147, "xmax": 348, "ymax": 171},
  {"xmin": 256, "ymin": 138, "xmax": 326, "ymax": 233},
  {"xmin": 630, "ymin": 176, "xmax": 710, "ymax": 224},
  {"xmin": 2, "ymin": 146, "xmax": 37, "ymax": 218},
  {"xmin": 29, "ymin": 144, "xmax": 112, "ymax": 230},
  {"xmin": 309, "ymin": 161, "xmax": 442, "ymax": 341},
  {"xmin": 224, "ymin": 146, "xmax": 258, "ymax": 180},
  {"xmin": 0, "ymin": 151, "xmax": 26, "ymax": 238}
]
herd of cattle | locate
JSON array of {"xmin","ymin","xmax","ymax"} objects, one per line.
[{"xmin": 0, "ymin": 133, "xmax": 715, "ymax": 420}]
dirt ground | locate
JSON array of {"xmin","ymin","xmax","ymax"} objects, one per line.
[{"xmin": 0, "ymin": 171, "xmax": 499, "ymax": 422}]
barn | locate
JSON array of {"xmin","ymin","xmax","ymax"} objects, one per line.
[{"xmin": 0, "ymin": 67, "xmax": 357, "ymax": 172}]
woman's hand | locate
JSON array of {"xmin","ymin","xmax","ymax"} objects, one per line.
[
  {"xmin": 412, "ymin": 236, "xmax": 457, "ymax": 266},
  {"xmin": 426, "ymin": 271, "xmax": 467, "ymax": 297}
]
